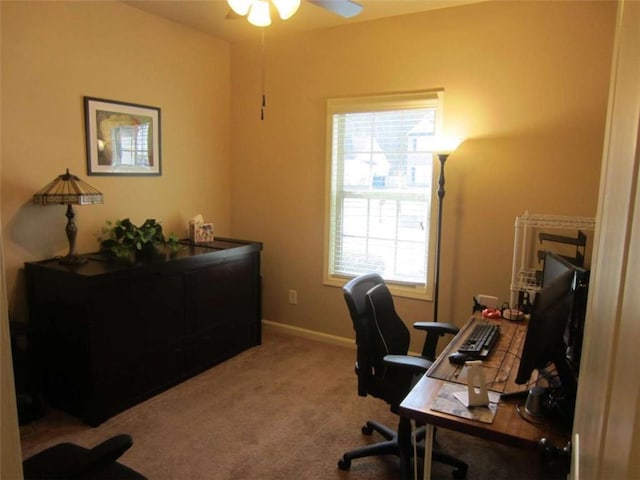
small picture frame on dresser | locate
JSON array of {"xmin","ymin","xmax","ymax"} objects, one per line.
[{"xmin": 190, "ymin": 222, "xmax": 214, "ymax": 243}]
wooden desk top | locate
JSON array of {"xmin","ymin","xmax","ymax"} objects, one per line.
[{"xmin": 399, "ymin": 314, "xmax": 570, "ymax": 449}]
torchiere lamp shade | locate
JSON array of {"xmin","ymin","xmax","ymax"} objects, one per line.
[{"xmin": 33, "ymin": 169, "xmax": 103, "ymax": 264}]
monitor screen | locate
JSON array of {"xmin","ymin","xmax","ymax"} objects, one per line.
[
  {"xmin": 515, "ymin": 256, "xmax": 576, "ymax": 386},
  {"xmin": 541, "ymin": 251, "xmax": 576, "ymax": 288},
  {"xmin": 542, "ymin": 250, "xmax": 590, "ymax": 369}
]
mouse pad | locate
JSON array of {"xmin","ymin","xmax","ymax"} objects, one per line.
[{"xmin": 430, "ymin": 383, "xmax": 498, "ymax": 424}]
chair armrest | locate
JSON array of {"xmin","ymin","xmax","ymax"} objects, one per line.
[
  {"xmin": 413, "ymin": 322, "xmax": 459, "ymax": 361},
  {"xmin": 413, "ymin": 322, "xmax": 459, "ymax": 336},
  {"xmin": 74, "ymin": 434, "xmax": 134, "ymax": 477},
  {"xmin": 86, "ymin": 434, "xmax": 133, "ymax": 465},
  {"xmin": 22, "ymin": 434, "xmax": 134, "ymax": 480},
  {"xmin": 383, "ymin": 354, "xmax": 431, "ymax": 374}
]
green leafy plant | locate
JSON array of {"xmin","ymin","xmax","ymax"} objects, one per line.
[{"xmin": 99, "ymin": 218, "xmax": 182, "ymax": 259}]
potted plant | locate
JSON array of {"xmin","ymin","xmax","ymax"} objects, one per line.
[{"xmin": 98, "ymin": 218, "xmax": 182, "ymax": 261}]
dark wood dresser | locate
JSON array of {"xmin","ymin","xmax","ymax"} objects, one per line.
[{"xmin": 25, "ymin": 238, "xmax": 262, "ymax": 426}]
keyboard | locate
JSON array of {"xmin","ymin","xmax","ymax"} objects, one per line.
[{"xmin": 458, "ymin": 323, "xmax": 500, "ymax": 358}]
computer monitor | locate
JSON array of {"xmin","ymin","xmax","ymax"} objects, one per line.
[
  {"xmin": 539, "ymin": 250, "xmax": 590, "ymax": 370},
  {"xmin": 541, "ymin": 250, "xmax": 576, "ymax": 287},
  {"xmin": 564, "ymin": 267, "xmax": 589, "ymax": 369},
  {"xmin": 515, "ymin": 252, "xmax": 577, "ymax": 388}
]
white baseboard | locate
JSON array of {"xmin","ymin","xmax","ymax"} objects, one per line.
[
  {"xmin": 262, "ymin": 319, "xmax": 355, "ymax": 350},
  {"xmin": 261, "ymin": 320, "xmax": 421, "ymax": 356}
]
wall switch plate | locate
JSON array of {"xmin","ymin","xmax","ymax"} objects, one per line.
[{"xmin": 288, "ymin": 289, "xmax": 298, "ymax": 305}]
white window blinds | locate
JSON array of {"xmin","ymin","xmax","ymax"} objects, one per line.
[{"xmin": 324, "ymin": 91, "xmax": 442, "ymax": 299}]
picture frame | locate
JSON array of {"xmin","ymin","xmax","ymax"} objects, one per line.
[{"xmin": 84, "ymin": 96, "xmax": 161, "ymax": 176}]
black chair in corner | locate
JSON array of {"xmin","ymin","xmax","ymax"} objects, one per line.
[
  {"xmin": 338, "ymin": 273, "xmax": 468, "ymax": 479},
  {"xmin": 22, "ymin": 434, "xmax": 147, "ymax": 480}
]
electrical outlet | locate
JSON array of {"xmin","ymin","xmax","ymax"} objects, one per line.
[{"xmin": 288, "ymin": 289, "xmax": 298, "ymax": 305}]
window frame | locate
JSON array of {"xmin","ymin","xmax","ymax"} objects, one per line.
[{"xmin": 323, "ymin": 90, "xmax": 443, "ymax": 300}]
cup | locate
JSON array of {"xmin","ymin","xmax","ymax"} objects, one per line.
[{"xmin": 525, "ymin": 386, "xmax": 545, "ymax": 417}]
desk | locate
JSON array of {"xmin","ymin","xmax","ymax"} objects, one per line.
[{"xmin": 399, "ymin": 314, "xmax": 570, "ymax": 479}]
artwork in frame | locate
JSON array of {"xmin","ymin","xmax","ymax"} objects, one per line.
[{"xmin": 84, "ymin": 97, "xmax": 161, "ymax": 176}]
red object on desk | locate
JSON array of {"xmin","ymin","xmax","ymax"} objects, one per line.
[{"xmin": 482, "ymin": 308, "xmax": 501, "ymax": 318}]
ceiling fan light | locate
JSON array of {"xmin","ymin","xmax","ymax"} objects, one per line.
[
  {"xmin": 227, "ymin": 0, "xmax": 252, "ymax": 16},
  {"xmin": 273, "ymin": 0, "xmax": 301, "ymax": 20},
  {"xmin": 247, "ymin": 0, "xmax": 272, "ymax": 27}
]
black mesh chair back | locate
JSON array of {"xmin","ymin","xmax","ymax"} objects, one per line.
[
  {"xmin": 365, "ymin": 282, "xmax": 420, "ymax": 406},
  {"xmin": 343, "ymin": 273, "xmax": 384, "ymax": 333},
  {"xmin": 343, "ymin": 273, "xmax": 385, "ymax": 397},
  {"xmin": 366, "ymin": 282, "xmax": 411, "ymax": 358}
]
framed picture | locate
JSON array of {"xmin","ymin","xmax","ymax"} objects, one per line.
[{"xmin": 84, "ymin": 97, "xmax": 161, "ymax": 176}]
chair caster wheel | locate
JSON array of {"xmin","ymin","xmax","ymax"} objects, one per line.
[
  {"xmin": 337, "ymin": 458, "xmax": 351, "ymax": 470},
  {"xmin": 362, "ymin": 424, "xmax": 374, "ymax": 435}
]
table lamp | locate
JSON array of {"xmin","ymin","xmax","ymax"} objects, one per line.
[{"xmin": 33, "ymin": 168, "xmax": 103, "ymax": 265}]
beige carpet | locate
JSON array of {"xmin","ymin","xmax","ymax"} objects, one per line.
[{"xmin": 20, "ymin": 332, "xmax": 566, "ymax": 479}]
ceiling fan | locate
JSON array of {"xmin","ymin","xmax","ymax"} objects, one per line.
[
  {"xmin": 227, "ymin": 0, "xmax": 363, "ymax": 27},
  {"xmin": 303, "ymin": 0, "xmax": 363, "ymax": 17}
]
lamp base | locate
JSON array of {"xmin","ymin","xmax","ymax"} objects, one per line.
[{"xmin": 59, "ymin": 254, "xmax": 88, "ymax": 266}]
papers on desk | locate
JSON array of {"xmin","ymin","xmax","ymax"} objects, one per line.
[{"xmin": 430, "ymin": 383, "xmax": 499, "ymax": 424}]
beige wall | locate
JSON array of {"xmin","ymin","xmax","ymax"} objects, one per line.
[
  {"xmin": 230, "ymin": 1, "xmax": 616, "ymax": 351},
  {"xmin": 1, "ymin": 1, "xmax": 232, "ymax": 323}
]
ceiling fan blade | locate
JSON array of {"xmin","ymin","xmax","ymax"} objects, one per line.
[{"xmin": 308, "ymin": 0, "xmax": 363, "ymax": 18}]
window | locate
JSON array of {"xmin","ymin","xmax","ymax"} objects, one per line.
[
  {"xmin": 112, "ymin": 124, "xmax": 151, "ymax": 167},
  {"xmin": 324, "ymin": 91, "xmax": 443, "ymax": 300}
]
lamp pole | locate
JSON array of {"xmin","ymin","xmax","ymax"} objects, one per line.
[
  {"xmin": 433, "ymin": 152, "xmax": 449, "ymax": 323},
  {"xmin": 62, "ymin": 204, "xmax": 81, "ymax": 264}
]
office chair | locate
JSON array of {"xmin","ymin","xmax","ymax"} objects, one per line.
[
  {"xmin": 338, "ymin": 273, "xmax": 468, "ymax": 479},
  {"xmin": 22, "ymin": 434, "xmax": 147, "ymax": 480}
]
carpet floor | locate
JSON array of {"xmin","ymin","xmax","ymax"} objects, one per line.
[{"xmin": 20, "ymin": 332, "xmax": 567, "ymax": 479}]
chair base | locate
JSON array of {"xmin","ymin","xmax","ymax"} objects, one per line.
[
  {"xmin": 338, "ymin": 418, "xmax": 468, "ymax": 479},
  {"xmin": 338, "ymin": 420, "xmax": 399, "ymax": 470}
]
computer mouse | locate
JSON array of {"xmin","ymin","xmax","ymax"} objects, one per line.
[{"xmin": 448, "ymin": 352, "xmax": 473, "ymax": 365}]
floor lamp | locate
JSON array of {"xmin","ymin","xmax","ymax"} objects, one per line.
[{"xmin": 432, "ymin": 138, "xmax": 463, "ymax": 322}]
